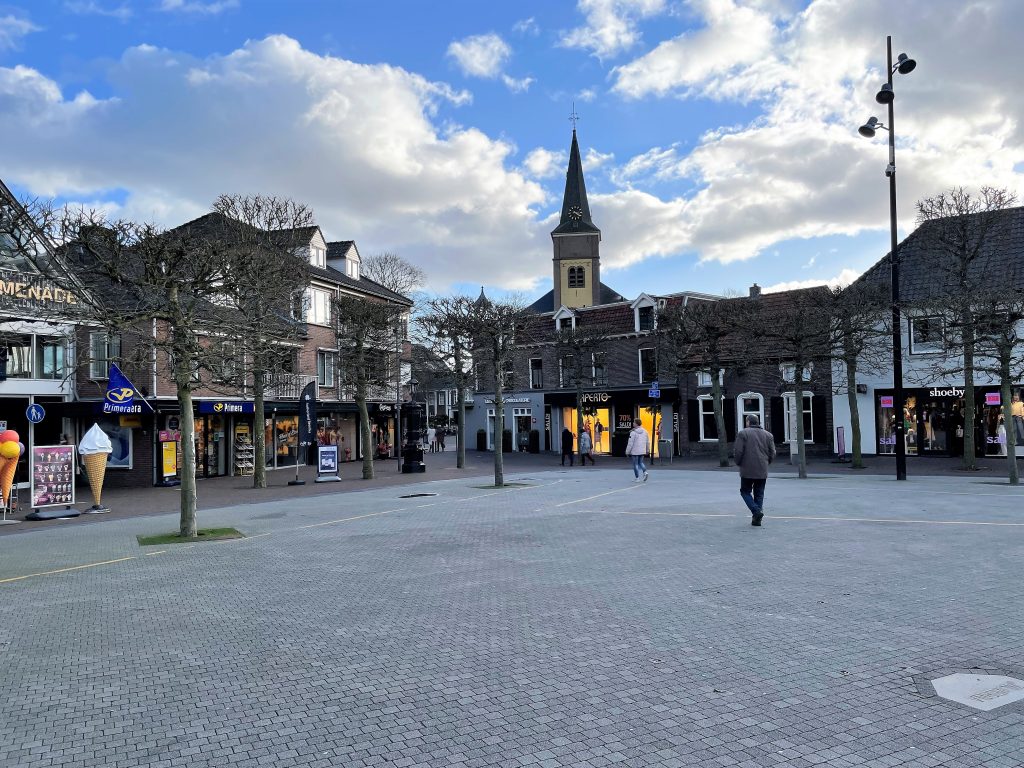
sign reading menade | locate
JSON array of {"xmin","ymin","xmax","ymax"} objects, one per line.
[{"xmin": 0, "ymin": 269, "xmax": 79, "ymax": 311}]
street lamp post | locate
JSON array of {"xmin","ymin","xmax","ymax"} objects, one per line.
[{"xmin": 859, "ymin": 36, "xmax": 916, "ymax": 481}]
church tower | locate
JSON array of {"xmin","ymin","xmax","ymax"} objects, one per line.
[{"xmin": 551, "ymin": 129, "xmax": 601, "ymax": 309}]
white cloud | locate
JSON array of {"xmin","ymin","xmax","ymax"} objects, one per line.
[
  {"xmin": 0, "ymin": 35, "xmax": 549, "ymax": 292},
  {"xmin": 0, "ymin": 14, "xmax": 39, "ymax": 51},
  {"xmin": 523, "ymin": 147, "xmax": 567, "ymax": 179},
  {"xmin": 64, "ymin": 1, "xmax": 133, "ymax": 19},
  {"xmin": 763, "ymin": 268, "xmax": 862, "ymax": 293},
  {"xmin": 501, "ymin": 74, "xmax": 534, "ymax": 93},
  {"xmin": 561, "ymin": 0, "xmax": 667, "ymax": 59},
  {"xmin": 446, "ymin": 33, "xmax": 511, "ymax": 78},
  {"xmin": 160, "ymin": 0, "xmax": 238, "ymax": 13},
  {"xmin": 576, "ymin": 87, "xmax": 598, "ymax": 102},
  {"xmin": 584, "ymin": 147, "xmax": 614, "ymax": 171},
  {"xmin": 512, "ymin": 17, "xmax": 539, "ymax": 35}
]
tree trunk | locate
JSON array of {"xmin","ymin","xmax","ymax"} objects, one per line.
[
  {"xmin": 356, "ymin": 387, "xmax": 373, "ymax": 480},
  {"xmin": 493, "ymin": 347, "xmax": 504, "ymax": 487},
  {"xmin": 845, "ymin": 354, "xmax": 864, "ymax": 469},
  {"xmin": 178, "ymin": 383, "xmax": 198, "ymax": 537},
  {"xmin": 252, "ymin": 369, "xmax": 267, "ymax": 489},
  {"xmin": 711, "ymin": 371, "xmax": 728, "ymax": 467},
  {"xmin": 962, "ymin": 322, "xmax": 977, "ymax": 470},
  {"xmin": 1001, "ymin": 358, "xmax": 1018, "ymax": 485},
  {"xmin": 794, "ymin": 376, "xmax": 808, "ymax": 479}
]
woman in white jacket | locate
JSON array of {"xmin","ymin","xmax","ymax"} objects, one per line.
[{"xmin": 625, "ymin": 418, "xmax": 650, "ymax": 482}]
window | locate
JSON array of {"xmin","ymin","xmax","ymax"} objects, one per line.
[
  {"xmin": 310, "ymin": 246, "xmax": 326, "ymax": 268},
  {"xmin": 698, "ymin": 395, "xmax": 718, "ymax": 441},
  {"xmin": 500, "ymin": 360, "xmax": 515, "ymax": 388},
  {"xmin": 567, "ymin": 266, "xmax": 586, "ymax": 288},
  {"xmin": 592, "ymin": 352, "xmax": 607, "ymax": 386},
  {"xmin": 36, "ymin": 338, "xmax": 65, "ymax": 380},
  {"xmin": 554, "ymin": 312, "xmax": 575, "ymax": 331},
  {"xmin": 307, "ymin": 288, "xmax": 332, "ymax": 325},
  {"xmin": 4, "ymin": 335, "xmax": 32, "ymax": 378},
  {"xmin": 637, "ymin": 306, "xmax": 655, "ymax": 332},
  {"xmin": 696, "ymin": 369, "xmax": 724, "ymax": 388},
  {"xmin": 783, "ymin": 393, "xmax": 814, "ymax": 443},
  {"xmin": 560, "ymin": 354, "xmax": 576, "ymax": 387},
  {"xmin": 780, "ymin": 362, "xmax": 813, "ymax": 383},
  {"xmin": 910, "ymin": 316, "xmax": 944, "ymax": 354},
  {"xmin": 89, "ymin": 332, "xmax": 121, "ymax": 378},
  {"xmin": 317, "ymin": 351, "xmax": 336, "ymax": 387},
  {"xmin": 530, "ymin": 358, "xmax": 543, "ymax": 389},
  {"xmin": 218, "ymin": 341, "xmax": 236, "ymax": 382},
  {"xmin": 638, "ymin": 348, "xmax": 657, "ymax": 383},
  {"xmin": 737, "ymin": 392, "xmax": 764, "ymax": 431}
]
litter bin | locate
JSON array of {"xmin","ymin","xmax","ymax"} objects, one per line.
[{"xmin": 658, "ymin": 439, "xmax": 673, "ymax": 463}]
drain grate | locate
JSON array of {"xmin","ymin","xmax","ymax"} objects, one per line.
[{"xmin": 399, "ymin": 492, "xmax": 438, "ymax": 498}]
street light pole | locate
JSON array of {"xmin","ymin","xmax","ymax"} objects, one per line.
[{"xmin": 859, "ymin": 36, "xmax": 915, "ymax": 481}]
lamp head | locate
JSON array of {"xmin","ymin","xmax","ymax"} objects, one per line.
[
  {"xmin": 875, "ymin": 83, "xmax": 894, "ymax": 105},
  {"xmin": 858, "ymin": 116, "xmax": 880, "ymax": 138},
  {"xmin": 896, "ymin": 53, "xmax": 916, "ymax": 75}
]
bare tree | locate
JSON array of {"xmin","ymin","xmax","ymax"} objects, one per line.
[
  {"xmin": 466, "ymin": 293, "xmax": 530, "ymax": 487},
  {"xmin": 552, "ymin": 315, "xmax": 614, "ymax": 464},
  {"xmin": 416, "ymin": 296, "xmax": 477, "ymax": 469},
  {"xmin": 207, "ymin": 194, "xmax": 313, "ymax": 489},
  {"xmin": 914, "ymin": 186, "xmax": 1018, "ymax": 470},
  {"xmin": 828, "ymin": 283, "xmax": 891, "ymax": 469},
  {"xmin": 333, "ymin": 292, "xmax": 407, "ymax": 480},
  {"xmin": 361, "ymin": 252, "xmax": 426, "ymax": 297}
]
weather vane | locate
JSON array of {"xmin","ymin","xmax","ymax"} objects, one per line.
[{"xmin": 569, "ymin": 102, "xmax": 579, "ymax": 129}]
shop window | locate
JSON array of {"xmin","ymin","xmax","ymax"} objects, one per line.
[
  {"xmin": 638, "ymin": 348, "xmax": 657, "ymax": 383},
  {"xmin": 89, "ymin": 331, "xmax": 121, "ymax": 379},
  {"xmin": 530, "ymin": 358, "xmax": 543, "ymax": 389},
  {"xmin": 560, "ymin": 355, "xmax": 577, "ymax": 387},
  {"xmin": 96, "ymin": 417, "xmax": 133, "ymax": 469},
  {"xmin": 910, "ymin": 316, "xmax": 944, "ymax": 354},
  {"xmin": 592, "ymin": 352, "xmax": 607, "ymax": 386},
  {"xmin": 307, "ymin": 288, "xmax": 332, "ymax": 325},
  {"xmin": 567, "ymin": 266, "xmax": 586, "ymax": 289},
  {"xmin": 696, "ymin": 369, "xmax": 723, "ymax": 388},
  {"xmin": 317, "ymin": 351, "xmax": 336, "ymax": 387},
  {"xmin": 783, "ymin": 393, "xmax": 813, "ymax": 443},
  {"xmin": 698, "ymin": 395, "xmax": 718, "ymax": 441},
  {"xmin": 36, "ymin": 338, "xmax": 65, "ymax": 380},
  {"xmin": 780, "ymin": 362, "xmax": 812, "ymax": 383},
  {"xmin": 737, "ymin": 393, "xmax": 764, "ymax": 431}
]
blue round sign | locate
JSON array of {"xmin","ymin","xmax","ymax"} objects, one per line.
[{"xmin": 26, "ymin": 403, "xmax": 46, "ymax": 424}]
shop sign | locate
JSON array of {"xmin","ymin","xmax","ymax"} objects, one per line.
[
  {"xmin": 985, "ymin": 392, "xmax": 1001, "ymax": 406},
  {"xmin": 199, "ymin": 401, "xmax": 255, "ymax": 414},
  {"xmin": 162, "ymin": 441, "xmax": 177, "ymax": 477},
  {"xmin": 234, "ymin": 424, "xmax": 250, "ymax": 435},
  {"xmin": 484, "ymin": 397, "xmax": 530, "ymax": 404},
  {"xmin": 617, "ymin": 413, "xmax": 634, "ymax": 430},
  {"xmin": 878, "ymin": 436, "xmax": 896, "ymax": 445},
  {"xmin": 580, "ymin": 392, "xmax": 611, "ymax": 403},
  {"xmin": 880, "ymin": 396, "xmax": 894, "ymax": 408},
  {"xmin": 318, "ymin": 445, "xmax": 339, "ymax": 473},
  {"xmin": 0, "ymin": 269, "xmax": 79, "ymax": 310},
  {"xmin": 544, "ymin": 413, "xmax": 551, "ymax": 432},
  {"xmin": 93, "ymin": 402, "xmax": 144, "ymax": 414},
  {"xmin": 673, "ymin": 412, "xmax": 679, "ymax": 433},
  {"xmin": 30, "ymin": 445, "xmax": 76, "ymax": 508},
  {"xmin": 376, "ymin": 403, "xmax": 396, "ymax": 414},
  {"xmin": 119, "ymin": 415, "xmax": 142, "ymax": 428},
  {"xmin": 929, "ymin": 387, "xmax": 965, "ymax": 398},
  {"xmin": 158, "ymin": 430, "xmax": 180, "ymax": 442}
]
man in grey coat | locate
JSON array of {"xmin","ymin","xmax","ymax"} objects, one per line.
[{"xmin": 733, "ymin": 414, "xmax": 776, "ymax": 526}]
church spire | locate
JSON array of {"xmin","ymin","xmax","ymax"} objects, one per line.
[{"xmin": 552, "ymin": 129, "xmax": 600, "ymax": 236}]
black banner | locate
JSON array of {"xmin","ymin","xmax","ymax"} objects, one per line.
[{"xmin": 298, "ymin": 381, "xmax": 317, "ymax": 449}]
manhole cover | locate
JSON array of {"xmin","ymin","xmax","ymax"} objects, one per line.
[
  {"xmin": 931, "ymin": 674, "xmax": 1024, "ymax": 711},
  {"xmin": 399, "ymin": 492, "xmax": 438, "ymax": 498}
]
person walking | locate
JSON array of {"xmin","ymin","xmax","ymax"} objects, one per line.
[
  {"xmin": 561, "ymin": 427, "xmax": 575, "ymax": 466},
  {"xmin": 437, "ymin": 429, "xmax": 446, "ymax": 452},
  {"xmin": 734, "ymin": 414, "xmax": 776, "ymax": 526},
  {"xmin": 625, "ymin": 418, "xmax": 649, "ymax": 482},
  {"xmin": 427, "ymin": 425, "xmax": 436, "ymax": 453},
  {"xmin": 579, "ymin": 429, "xmax": 595, "ymax": 465}
]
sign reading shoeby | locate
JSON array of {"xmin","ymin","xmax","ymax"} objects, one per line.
[{"xmin": 103, "ymin": 364, "xmax": 154, "ymax": 414}]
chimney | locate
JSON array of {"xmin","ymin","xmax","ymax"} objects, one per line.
[{"xmin": 749, "ymin": 283, "xmax": 762, "ymax": 298}]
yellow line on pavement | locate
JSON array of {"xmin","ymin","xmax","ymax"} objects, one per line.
[{"xmin": 0, "ymin": 556, "xmax": 137, "ymax": 584}]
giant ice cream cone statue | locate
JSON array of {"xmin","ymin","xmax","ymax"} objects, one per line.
[
  {"xmin": 0, "ymin": 430, "xmax": 23, "ymax": 518},
  {"xmin": 79, "ymin": 424, "xmax": 113, "ymax": 513}
]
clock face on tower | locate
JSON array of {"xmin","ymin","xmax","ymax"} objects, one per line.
[{"xmin": 568, "ymin": 205, "xmax": 583, "ymax": 222}]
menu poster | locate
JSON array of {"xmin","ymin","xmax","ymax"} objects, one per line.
[{"xmin": 31, "ymin": 445, "xmax": 76, "ymax": 508}]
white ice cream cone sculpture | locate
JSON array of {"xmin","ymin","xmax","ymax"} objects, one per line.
[{"xmin": 79, "ymin": 424, "xmax": 113, "ymax": 513}]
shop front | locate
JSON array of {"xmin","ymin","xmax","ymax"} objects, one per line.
[
  {"xmin": 875, "ymin": 384, "xmax": 1023, "ymax": 457},
  {"xmin": 545, "ymin": 389, "xmax": 674, "ymax": 457},
  {"xmin": 478, "ymin": 393, "xmax": 544, "ymax": 452},
  {"xmin": 196, "ymin": 401, "xmax": 257, "ymax": 478}
]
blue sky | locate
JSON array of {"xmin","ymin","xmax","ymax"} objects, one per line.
[{"xmin": 1, "ymin": 0, "xmax": 1022, "ymax": 303}]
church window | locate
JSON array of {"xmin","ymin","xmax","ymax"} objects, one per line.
[{"xmin": 567, "ymin": 266, "xmax": 586, "ymax": 289}]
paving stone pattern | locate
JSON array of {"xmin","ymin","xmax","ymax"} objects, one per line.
[{"xmin": 1, "ymin": 469, "xmax": 1023, "ymax": 767}]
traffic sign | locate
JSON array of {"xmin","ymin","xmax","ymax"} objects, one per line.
[
  {"xmin": 26, "ymin": 404, "xmax": 46, "ymax": 424},
  {"xmin": 648, "ymin": 389, "xmax": 661, "ymax": 399}
]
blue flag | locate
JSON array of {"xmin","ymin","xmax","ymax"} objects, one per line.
[{"xmin": 103, "ymin": 363, "xmax": 153, "ymax": 414}]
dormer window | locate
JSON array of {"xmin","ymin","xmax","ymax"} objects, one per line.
[
  {"xmin": 346, "ymin": 258, "xmax": 359, "ymax": 279},
  {"xmin": 310, "ymin": 246, "xmax": 326, "ymax": 269},
  {"xmin": 631, "ymin": 294, "xmax": 658, "ymax": 333},
  {"xmin": 567, "ymin": 266, "xmax": 586, "ymax": 289},
  {"xmin": 553, "ymin": 306, "xmax": 576, "ymax": 331}
]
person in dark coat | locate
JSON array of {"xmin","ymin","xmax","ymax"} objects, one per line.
[
  {"xmin": 561, "ymin": 427, "xmax": 575, "ymax": 466},
  {"xmin": 733, "ymin": 414, "xmax": 776, "ymax": 526}
]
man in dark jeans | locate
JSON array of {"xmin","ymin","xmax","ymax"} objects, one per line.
[
  {"xmin": 561, "ymin": 427, "xmax": 575, "ymax": 466},
  {"xmin": 733, "ymin": 414, "xmax": 776, "ymax": 526}
]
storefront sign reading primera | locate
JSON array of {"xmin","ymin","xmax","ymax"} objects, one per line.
[{"xmin": 0, "ymin": 269, "xmax": 79, "ymax": 309}]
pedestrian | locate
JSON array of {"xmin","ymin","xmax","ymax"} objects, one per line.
[
  {"xmin": 595, "ymin": 419, "xmax": 604, "ymax": 452},
  {"xmin": 561, "ymin": 427, "xmax": 575, "ymax": 466},
  {"xmin": 579, "ymin": 429, "xmax": 595, "ymax": 465},
  {"xmin": 733, "ymin": 414, "xmax": 776, "ymax": 526},
  {"xmin": 437, "ymin": 429, "xmax": 446, "ymax": 452},
  {"xmin": 427, "ymin": 425, "xmax": 436, "ymax": 453},
  {"xmin": 625, "ymin": 418, "xmax": 649, "ymax": 482}
]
